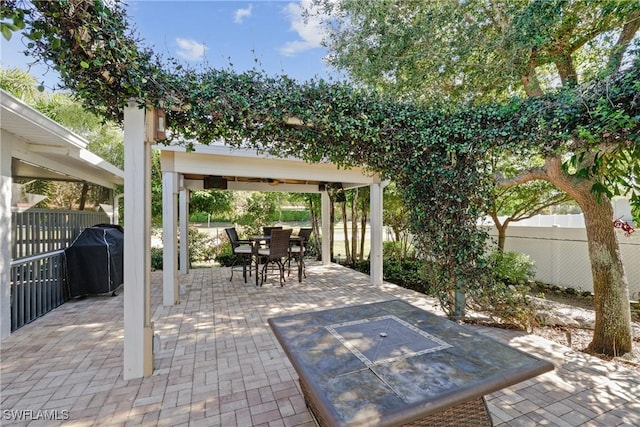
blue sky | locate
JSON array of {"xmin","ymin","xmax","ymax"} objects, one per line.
[{"xmin": 1, "ymin": 0, "xmax": 339, "ymax": 91}]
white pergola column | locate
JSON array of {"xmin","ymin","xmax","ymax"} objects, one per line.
[
  {"xmin": 179, "ymin": 183, "xmax": 189, "ymax": 275},
  {"xmin": 162, "ymin": 171, "xmax": 179, "ymax": 305},
  {"xmin": 370, "ymin": 183, "xmax": 384, "ymax": 286},
  {"xmin": 123, "ymin": 102, "xmax": 154, "ymax": 379},
  {"xmin": 321, "ymin": 190, "xmax": 331, "ymax": 265},
  {"xmin": 0, "ymin": 134, "xmax": 12, "ymax": 339}
]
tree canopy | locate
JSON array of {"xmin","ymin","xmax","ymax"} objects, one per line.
[
  {"xmin": 311, "ymin": 0, "xmax": 640, "ymax": 354},
  {"xmin": 317, "ymin": 0, "xmax": 639, "ymax": 101},
  {"xmin": 314, "ymin": 0, "xmax": 640, "ymax": 206}
]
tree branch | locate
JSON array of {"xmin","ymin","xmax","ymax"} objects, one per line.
[
  {"xmin": 555, "ymin": 53, "xmax": 578, "ymax": 86},
  {"xmin": 607, "ymin": 10, "xmax": 640, "ymax": 74},
  {"xmin": 510, "ymin": 193, "xmax": 572, "ymax": 221},
  {"xmin": 495, "ymin": 166, "xmax": 548, "ymax": 187}
]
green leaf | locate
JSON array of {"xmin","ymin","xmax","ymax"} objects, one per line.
[
  {"xmin": 1, "ymin": 24, "xmax": 13, "ymax": 41},
  {"xmin": 80, "ymin": 61, "xmax": 90, "ymax": 69}
]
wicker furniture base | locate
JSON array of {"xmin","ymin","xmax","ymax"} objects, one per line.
[
  {"xmin": 402, "ymin": 397, "xmax": 493, "ymax": 427},
  {"xmin": 300, "ymin": 380, "xmax": 493, "ymax": 427}
]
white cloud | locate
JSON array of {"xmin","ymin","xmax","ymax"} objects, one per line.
[
  {"xmin": 234, "ymin": 5, "xmax": 253, "ymax": 24},
  {"xmin": 176, "ymin": 38, "xmax": 207, "ymax": 61},
  {"xmin": 279, "ymin": 0, "xmax": 327, "ymax": 57}
]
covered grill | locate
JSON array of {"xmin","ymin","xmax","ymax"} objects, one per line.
[{"xmin": 65, "ymin": 224, "xmax": 124, "ymax": 298}]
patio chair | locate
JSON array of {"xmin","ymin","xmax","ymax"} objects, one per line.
[
  {"xmin": 224, "ymin": 227, "xmax": 254, "ymax": 283},
  {"xmin": 288, "ymin": 228, "xmax": 313, "ymax": 279},
  {"xmin": 263, "ymin": 226, "xmax": 283, "ymax": 238},
  {"xmin": 257, "ymin": 228, "xmax": 292, "ymax": 287}
]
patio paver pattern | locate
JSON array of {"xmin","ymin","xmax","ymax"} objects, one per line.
[{"xmin": 1, "ymin": 262, "xmax": 639, "ymax": 426}]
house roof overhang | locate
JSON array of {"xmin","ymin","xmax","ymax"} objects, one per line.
[
  {"xmin": 156, "ymin": 143, "xmax": 380, "ymax": 193},
  {"xmin": 1, "ymin": 89, "xmax": 124, "ymax": 189}
]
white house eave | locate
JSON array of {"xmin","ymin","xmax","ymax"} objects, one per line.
[
  {"xmin": 1, "ymin": 90, "xmax": 88, "ymax": 150},
  {"xmin": 1, "ymin": 89, "xmax": 124, "ymax": 187}
]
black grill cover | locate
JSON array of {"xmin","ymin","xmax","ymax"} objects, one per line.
[{"xmin": 65, "ymin": 224, "xmax": 124, "ymax": 297}]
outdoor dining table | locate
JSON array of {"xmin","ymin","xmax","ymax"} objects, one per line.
[
  {"xmin": 248, "ymin": 234, "xmax": 305, "ymax": 286},
  {"xmin": 268, "ymin": 299, "xmax": 554, "ymax": 427}
]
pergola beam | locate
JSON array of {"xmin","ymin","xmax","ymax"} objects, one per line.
[{"xmin": 161, "ymin": 146, "xmax": 378, "ymax": 186}]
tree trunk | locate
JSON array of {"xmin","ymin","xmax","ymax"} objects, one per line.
[
  {"xmin": 520, "ymin": 60, "xmax": 544, "ymax": 97},
  {"xmin": 360, "ymin": 208, "xmax": 368, "ymax": 261},
  {"xmin": 554, "ymin": 53, "xmax": 578, "ymax": 86},
  {"xmin": 308, "ymin": 197, "xmax": 322, "ymax": 261},
  {"xmin": 330, "ymin": 199, "xmax": 335, "ymax": 262},
  {"xmin": 544, "ymin": 158, "xmax": 633, "ymax": 355},
  {"xmin": 351, "ymin": 188, "xmax": 358, "ymax": 262},
  {"xmin": 579, "ymin": 191, "xmax": 632, "ymax": 355},
  {"xmin": 490, "ymin": 211, "xmax": 508, "ymax": 251},
  {"xmin": 606, "ymin": 10, "xmax": 640, "ymax": 74},
  {"xmin": 79, "ymin": 181, "xmax": 89, "ymax": 210},
  {"xmin": 500, "ymin": 155, "xmax": 633, "ymax": 355},
  {"xmin": 342, "ymin": 200, "xmax": 350, "ymax": 263}
]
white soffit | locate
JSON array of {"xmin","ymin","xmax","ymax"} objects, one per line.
[{"xmin": 1, "ymin": 90, "xmax": 124, "ymax": 188}]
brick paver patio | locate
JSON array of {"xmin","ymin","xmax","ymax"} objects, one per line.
[{"xmin": 2, "ymin": 262, "xmax": 639, "ymax": 426}]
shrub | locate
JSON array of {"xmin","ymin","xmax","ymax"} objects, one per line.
[
  {"xmin": 349, "ymin": 257, "xmax": 424, "ymax": 291},
  {"xmin": 151, "ymin": 227, "xmax": 218, "ymax": 270},
  {"xmin": 468, "ymin": 281, "xmax": 538, "ymax": 331},
  {"xmin": 215, "ymin": 242, "xmax": 238, "ymax": 267},
  {"xmin": 187, "ymin": 227, "xmax": 217, "ymax": 265},
  {"xmin": 488, "ymin": 251, "xmax": 535, "ymax": 286},
  {"xmin": 151, "ymin": 247, "xmax": 163, "ymax": 270},
  {"xmin": 215, "ymin": 251, "xmax": 238, "ymax": 267},
  {"xmin": 345, "ymin": 248, "xmax": 538, "ymax": 330},
  {"xmin": 419, "ymin": 259, "xmax": 458, "ymax": 313},
  {"xmin": 466, "ymin": 251, "xmax": 538, "ymax": 331},
  {"xmin": 189, "ymin": 211, "xmax": 210, "ymax": 223},
  {"xmin": 304, "ymin": 236, "xmax": 320, "ymax": 260},
  {"xmin": 188, "ymin": 211, "xmax": 231, "ymax": 223},
  {"xmin": 352, "ymin": 259, "xmax": 369, "ymax": 274},
  {"xmin": 384, "ymin": 259, "xmax": 423, "ymax": 290},
  {"xmin": 267, "ymin": 210, "xmax": 311, "ymax": 222},
  {"xmin": 383, "ymin": 240, "xmax": 415, "ymax": 261}
]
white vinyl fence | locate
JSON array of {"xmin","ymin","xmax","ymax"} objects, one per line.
[{"xmin": 486, "ymin": 216, "xmax": 639, "ymax": 301}]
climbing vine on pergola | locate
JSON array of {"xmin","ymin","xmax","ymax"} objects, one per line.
[{"xmin": 3, "ymin": 0, "xmax": 639, "ymax": 315}]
